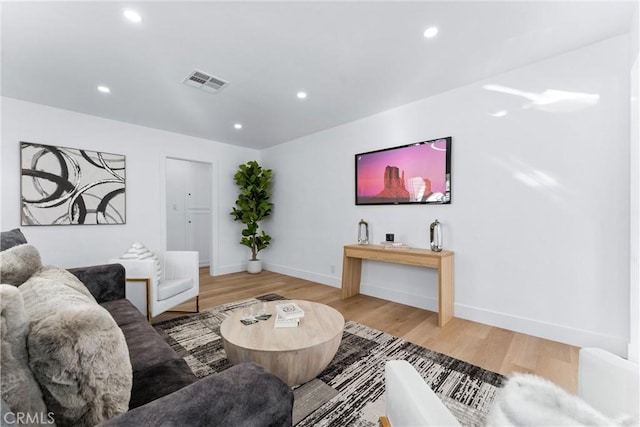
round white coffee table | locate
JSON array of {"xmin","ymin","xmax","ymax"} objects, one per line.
[{"xmin": 220, "ymin": 300, "xmax": 344, "ymax": 387}]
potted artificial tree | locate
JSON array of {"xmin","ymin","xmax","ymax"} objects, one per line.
[{"xmin": 230, "ymin": 161, "xmax": 273, "ymax": 274}]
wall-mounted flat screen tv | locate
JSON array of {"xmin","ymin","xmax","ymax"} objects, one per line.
[{"xmin": 355, "ymin": 137, "xmax": 452, "ymax": 205}]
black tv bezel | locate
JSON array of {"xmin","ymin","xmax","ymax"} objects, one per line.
[{"xmin": 354, "ymin": 136, "xmax": 452, "ymax": 206}]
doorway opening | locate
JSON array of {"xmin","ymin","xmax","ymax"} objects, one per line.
[{"xmin": 165, "ymin": 158, "xmax": 212, "ymax": 269}]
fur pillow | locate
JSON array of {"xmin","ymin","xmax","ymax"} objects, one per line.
[
  {"xmin": 0, "ymin": 244, "xmax": 42, "ymax": 286},
  {"xmin": 0, "ymin": 285, "xmax": 49, "ymax": 421},
  {"xmin": 487, "ymin": 373, "xmax": 636, "ymax": 426},
  {"xmin": 20, "ymin": 267, "xmax": 132, "ymax": 427}
]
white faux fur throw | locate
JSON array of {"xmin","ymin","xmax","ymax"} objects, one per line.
[
  {"xmin": 486, "ymin": 373, "xmax": 635, "ymax": 426},
  {"xmin": 20, "ymin": 267, "xmax": 132, "ymax": 427},
  {"xmin": 0, "ymin": 284, "xmax": 50, "ymax": 426},
  {"xmin": 0, "ymin": 243, "xmax": 42, "ymax": 286}
]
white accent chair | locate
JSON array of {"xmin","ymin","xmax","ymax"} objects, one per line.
[
  {"xmin": 381, "ymin": 348, "xmax": 639, "ymax": 426},
  {"xmin": 578, "ymin": 347, "xmax": 639, "ymax": 422},
  {"xmin": 382, "ymin": 360, "xmax": 460, "ymax": 427},
  {"xmin": 111, "ymin": 251, "xmax": 199, "ymax": 320}
]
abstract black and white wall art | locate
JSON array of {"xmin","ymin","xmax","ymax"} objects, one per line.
[{"xmin": 21, "ymin": 142, "xmax": 126, "ymax": 225}]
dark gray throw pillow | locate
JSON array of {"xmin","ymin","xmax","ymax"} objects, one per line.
[{"xmin": 1, "ymin": 229, "xmax": 27, "ymax": 251}]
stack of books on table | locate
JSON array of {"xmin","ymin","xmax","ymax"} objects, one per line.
[
  {"xmin": 380, "ymin": 242, "xmax": 410, "ymax": 250},
  {"xmin": 274, "ymin": 302, "xmax": 305, "ymax": 328}
]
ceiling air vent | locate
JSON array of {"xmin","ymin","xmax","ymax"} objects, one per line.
[{"xmin": 182, "ymin": 69, "xmax": 229, "ymax": 93}]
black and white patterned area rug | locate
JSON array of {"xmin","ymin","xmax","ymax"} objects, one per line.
[{"xmin": 154, "ymin": 294, "xmax": 505, "ymax": 426}]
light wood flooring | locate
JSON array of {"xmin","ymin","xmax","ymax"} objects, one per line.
[{"xmin": 154, "ymin": 269, "xmax": 579, "ymax": 393}]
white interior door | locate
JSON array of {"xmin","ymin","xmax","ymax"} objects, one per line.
[
  {"xmin": 187, "ymin": 211, "xmax": 211, "ymax": 266},
  {"xmin": 166, "ymin": 158, "xmax": 212, "ymax": 267}
]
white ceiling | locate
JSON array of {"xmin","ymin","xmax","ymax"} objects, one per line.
[{"xmin": 1, "ymin": 1, "xmax": 636, "ymax": 149}]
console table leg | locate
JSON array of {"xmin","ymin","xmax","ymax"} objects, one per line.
[
  {"xmin": 341, "ymin": 254, "xmax": 362, "ymax": 298},
  {"xmin": 438, "ymin": 256, "xmax": 454, "ymax": 326}
]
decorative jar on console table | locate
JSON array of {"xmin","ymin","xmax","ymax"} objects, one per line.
[{"xmin": 341, "ymin": 244, "xmax": 454, "ymax": 327}]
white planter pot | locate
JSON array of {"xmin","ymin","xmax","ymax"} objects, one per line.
[{"xmin": 247, "ymin": 260, "xmax": 262, "ymax": 274}]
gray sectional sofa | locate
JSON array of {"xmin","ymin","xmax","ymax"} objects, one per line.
[{"xmin": 0, "ymin": 229, "xmax": 294, "ymax": 426}]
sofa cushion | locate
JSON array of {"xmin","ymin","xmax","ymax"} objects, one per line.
[
  {"xmin": 129, "ymin": 358, "xmax": 197, "ymax": 409},
  {"xmin": 100, "ymin": 298, "xmax": 197, "ymax": 408},
  {"xmin": 1, "ymin": 228, "xmax": 27, "ymax": 251},
  {"xmin": 119, "ymin": 321, "xmax": 178, "ymax": 373},
  {"xmin": 101, "ymin": 363, "xmax": 294, "ymax": 427},
  {"xmin": 0, "ymin": 244, "xmax": 42, "ymax": 286},
  {"xmin": 20, "ymin": 267, "xmax": 132, "ymax": 427},
  {"xmin": 0, "ymin": 285, "xmax": 49, "ymax": 419},
  {"xmin": 157, "ymin": 277, "xmax": 193, "ymax": 301},
  {"xmin": 101, "ymin": 299, "xmax": 148, "ymax": 327}
]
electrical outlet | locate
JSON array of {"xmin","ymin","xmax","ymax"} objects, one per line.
[{"xmin": 330, "ymin": 265, "xmax": 335, "ymax": 274}]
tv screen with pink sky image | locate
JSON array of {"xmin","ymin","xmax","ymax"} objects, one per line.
[{"xmin": 355, "ymin": 137, "xmax": 451, "ymax": 205}]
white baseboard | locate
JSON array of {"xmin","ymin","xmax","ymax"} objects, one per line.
[
  {"xmin": 213, "ymin": 263, "xmax": 245, "ymax": 276},
  {"xmin": 360, "ymin": 283, "xmax": 439, "ymax": 312},
  {"xmin": 263, "ymin": 262, "xmax": 341, "ymax": 288},
  {"xmin": 455, "ymin": 303, "xmax": 629, "ymax": 358},
  {"xmin": 365, "ymin": 286, "xmax": 629, "ymax": 358},
  {"xmin": 361, "ymin": 284, "xmax": 628, "ymax": 357},
  {"xmin": 231, "ymin": 264, "xmax": 629, "ymax": 357}
]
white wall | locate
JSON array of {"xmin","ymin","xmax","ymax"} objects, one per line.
[
  {"xmin": 629, "ymin": 4, "xmax": 639, "ymax": 363},
  {"xmin": 262, "ymin": 36, "xmax": 631, "ymax": 355},
  {"xmin": 1, "ymin": 97, "xmax": 258, "ymax": 274}
]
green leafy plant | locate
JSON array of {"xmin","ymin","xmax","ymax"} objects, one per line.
[{"xmin": 230, "ymin": 161, "xmax": 273, "ymax": 261}]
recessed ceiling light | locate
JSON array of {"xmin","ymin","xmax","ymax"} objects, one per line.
[
  {"xmin": 423, "ymin": 27, "xmax": 439, "ymax": 38},
  {"xmin": 234, "ymin": 123, "xmax": 242, "ymax": 130},
  {"xmin": 297, "ymin": 91, "xmax": 307, "ymax": 99},
  {"xmin": 123, "ymin": 9, "xmax": 142, "ymax": 23},
  {"xmin": 97, "ymin": 85, "xmax": 111, "ymax": 94}
]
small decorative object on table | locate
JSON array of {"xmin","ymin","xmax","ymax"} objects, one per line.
[
  {"xmin": 358, "ymin": 219, "xmax": 369, "ymax": 245},
  {"xmin": 255, "ymin": 301, "xmax": 271, "ymax": 320},
  {"xmin": 430, "ymin": 219, "xmax": 443, "ymax": 252},
  {"xmin": 274, "ymin": 302, "xmax": 306, "ymax": 327},
  {"xmin": 241, "ymin": 305, "xmax": 258, "ymax": 325},
  {"xmin": 381, "ymin": 242, "xmax": 410, "ymax": 250},
  {"xmin": 275, "ymin": 302, "xmax": 305, "ymax": 320},
  {"xmin": 274, "ymin": 315, "xmax": 300, "ymax": 328},
  {"xmin": 240, "ymin": 303, "xmax": 272, "ymax": 324}
]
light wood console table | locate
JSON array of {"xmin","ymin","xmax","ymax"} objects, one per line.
[{"xmin": 341, "ymin": 244, "xmax": 454, "ymax": 327}]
